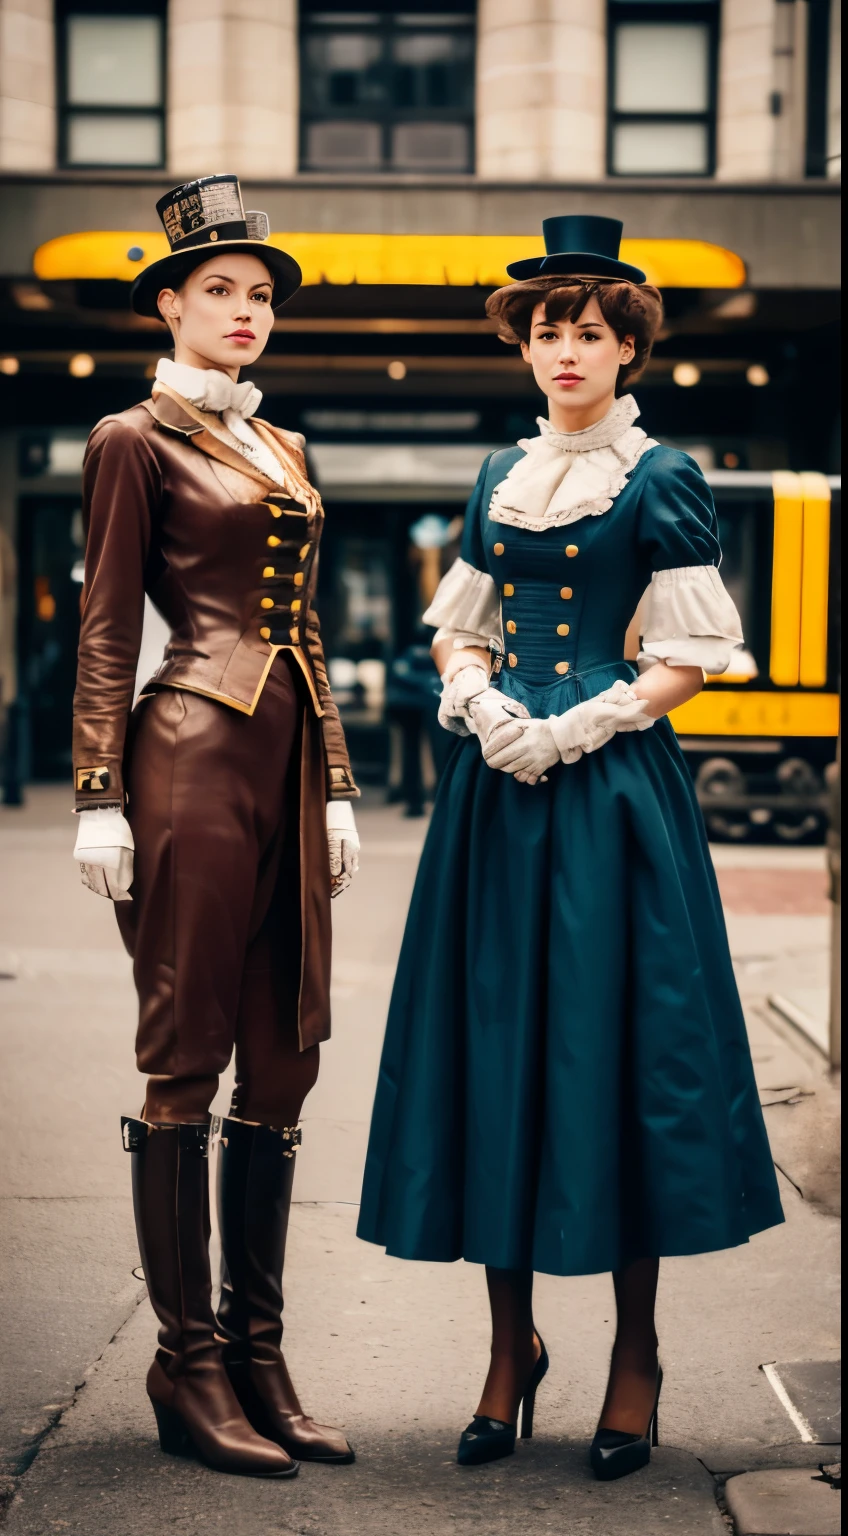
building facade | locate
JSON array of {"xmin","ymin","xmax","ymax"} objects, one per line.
[{"xmin": 0, "ymin": 0, "xmax": 841, "ymax": 791}]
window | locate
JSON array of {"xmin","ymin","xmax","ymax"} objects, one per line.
[
  {"xmin": 300, "ymin": 4, "xmax": 475, "ymax": 174},
  {"xmin": 607, "ymin": 2, "xmax": 718, "ymax": 176},
  {"xmin": 58, "ymin": 2, "xmax": 166, "ymax": 168}
]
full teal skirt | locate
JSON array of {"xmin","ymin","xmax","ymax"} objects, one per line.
[{"xmin": 357, "ymin": 663, "xmax": 783, "ymax": 1276}]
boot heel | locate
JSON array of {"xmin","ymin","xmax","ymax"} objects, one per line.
[
  {"xmin": 652, "ymin": 1405, "xmax": 659, "ymax": 1447},
  {"xmin": 151, "ymin": 1399, "xmax": 193, "ymax": 1458}
]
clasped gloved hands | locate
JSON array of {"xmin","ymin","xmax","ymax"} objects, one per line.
[
  {"xmin": 484, "ymin": 680, "xmax": 654, "ymax": 786},
  {"xmin": 74, "ymin": 806, "xmax": 135, "ymax": 900}
]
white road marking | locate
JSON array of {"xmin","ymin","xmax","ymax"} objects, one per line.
[{"xmin": 762, "ymin": 1362, "xmax": 816, "ymax": 1442}]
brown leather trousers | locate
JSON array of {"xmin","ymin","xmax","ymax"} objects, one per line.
[{"xmin": 116, "ymin": 655, "xmax": 321, "ymax": 1125}]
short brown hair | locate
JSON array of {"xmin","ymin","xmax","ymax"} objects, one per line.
[{"xmin": 486, "ymin": 275, "xmax": 663, "ymax": 392}]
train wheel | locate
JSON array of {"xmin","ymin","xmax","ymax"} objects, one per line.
[
  {"xmin": 695, "ymin": 757, "xmax": 750, "ymax": 841},
  {"xmin": 773, "ymin": 757, "xmax": 824, "ymax": 843}
]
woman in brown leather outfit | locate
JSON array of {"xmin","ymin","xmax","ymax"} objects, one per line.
[{"xmin": 71, "ymin": 175, "xmax": 359, "ymax": 1478}]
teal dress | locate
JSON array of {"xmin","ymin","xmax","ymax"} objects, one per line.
[{"xmin": 357, "ymin": 443, "xmax": 783, "ymax": 1276}]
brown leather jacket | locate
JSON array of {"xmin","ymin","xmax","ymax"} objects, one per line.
[{"xmin": 72, "ymin": 387, "xmax": 358, "ymax": 811}]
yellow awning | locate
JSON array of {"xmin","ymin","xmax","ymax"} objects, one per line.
[{"xmin": 33, "ymin": 232, "xmax": 746, "ymax": 288}]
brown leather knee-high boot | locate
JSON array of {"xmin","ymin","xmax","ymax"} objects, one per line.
[
  {"xmin": 123, "ymin": 1117, "xmax": 297, "ymax": 1477},
  {"xmin": 215, "ymin": 1116, "xmax": 354, "ymax": 1463}
]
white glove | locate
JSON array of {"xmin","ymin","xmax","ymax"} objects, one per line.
[
  {"xmin": 483, "ymin": 717, "xmax": 560, "ymax": 783},
  {"xmin": 468, "ymin": 687, "xmax": 530, "ymax": 748},
  {"xmin": 548, "ymin": 679, "xmax": 653, "ymax": 762},
  {"xmin": 327, "ymin": 800, "xmax": 359, "ymax": 898},
  {"xmin": 437, "ymin": 664, "xmax": 490, "ymax": 736},
  {"xmin": 73, "ymin": 807, "xmax": 134, "ymax": 901}
]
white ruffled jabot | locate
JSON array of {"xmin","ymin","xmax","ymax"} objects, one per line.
[{"xmin": 489, "ymin": 393, "xmax": 657, "ymax": 532}]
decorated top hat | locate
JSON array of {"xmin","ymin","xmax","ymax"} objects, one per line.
[
  {"xmin": 131, "ymin": 173, "xmax": 302, "ymax": 318},
  {"xmin": 505, "ymin": 215, "xmax": 646, "ymax": 284}
]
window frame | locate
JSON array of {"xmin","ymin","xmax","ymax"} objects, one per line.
[
  {"xmin": 298, "ymin": 6, "xmax": 476, "ymax": 176},
  {"xmin": 606, "ymin": 0, "xmax": 720, "ymax": 178},
  {"xmin": 57, "ymin": 0, "xmax": 167, "ymax": 171}
]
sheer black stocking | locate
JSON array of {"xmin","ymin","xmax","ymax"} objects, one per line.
[
  {"xmin": 475, "ymin": 1267, "xmax": 541, "ymax": 1425},
  {"xmin": 598, "ymin": 1257, "xmax": 660, "ymax": 1435}
]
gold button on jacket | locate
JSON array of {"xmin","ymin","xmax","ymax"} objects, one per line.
[
  {"xmin": 566, "ymin": 544, "xmax": 579, "ymax": 557},
  {"xmin": 508, "ymin": 653, "xmax": 518, "ymax": 668},
  {"xmin": 557, "ymin": 623, "xmax": 570, "ymax": 636},
  {"xmin": 506, "ymin": 620, "xmax": 517, "ymax": 634},
  {"xmin": 560, "ymin": 586, "xmax": 572, "ymax": 600},
  {"xmin": 555, "ymin": 661, "xmax": 570, "ymax": 674},
  {"xmin": 503, "ymin": 583, "xmax": 515, "ymax": 597},
  {"xmin": 493, "ymin": 542, "xmax": 505, "ymax": 556}
]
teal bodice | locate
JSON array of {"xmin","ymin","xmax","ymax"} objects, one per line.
[{"xmin": 463, "ymin": 441, "xmax": 721, "ymax": 715}]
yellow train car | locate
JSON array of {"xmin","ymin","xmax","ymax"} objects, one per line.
[{"xmin": 671, "ymin": 471, "xmax": 840, "ymax": 842}]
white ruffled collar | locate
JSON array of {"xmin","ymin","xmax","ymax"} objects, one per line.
[
  {"xmin": 155, "ymin": 357, "xmax": 262, "ymax": 420},
  {"xmin": 489, "ymin": 393, "xmax": 656, "ymax": 532}
]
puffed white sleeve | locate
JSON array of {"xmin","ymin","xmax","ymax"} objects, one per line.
[
  {"xmin": 637, "ymin": 449, "xmax": 744, "ymax": 675},
  {"xmin": 637, "ymin": 565, "xmax": 744, "ymax": 675},
  {"xmin": 423, "ymin": 557, "xmax": 503, "ymax": 651}
]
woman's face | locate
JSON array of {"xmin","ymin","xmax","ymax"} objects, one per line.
[
  {"xmin": 520, "ymin": 296, "xmax": 635, "ymax": 426},
  {"xmin": 157, "ymin": 253, "xmax": 275, "ymax": 376}
]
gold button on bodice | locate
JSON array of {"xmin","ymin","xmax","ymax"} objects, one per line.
[
  {"xmin": 503, "ymin": 583, "xmax": 515, "ymax": 597},
  {"xmin": 261, "ymin": 597, "xmax": 274, "ymax": 610},
  {"xmin": 493, "ymin": 542, "xmax": 505, "ymax": 556},
  {"xmin": 560, "ymin": 586, "xmax": 573, "ymax": 600},
  {"xmin": 293, "ymin": 571, "xmax": 304, "ymax": 587},
  {"xmin": 506, "ymin": 619, "xmax": 517, "ymax": 634},
  {"xmin": 291, "ymin": 598, "xmax": 302, "ymax": 612},
  {"xmin": 271, "ymin": 507, "xmax": 282, "ymax": 519},
  {"xmin": 262, "ymin": 565, "xmax": 275, "ymax": 579},
  {"xmin": 508, "ymin": 653, "xmax": 518, "ymax": 668},
  {"xmin": 267, "ymin": 535, "xmax": 281, "ymax": 548},
  {"xmin": 299, "ymin": 543, "xmax": 310, "ymax": 560},
  {"xmin": 557, "ymin": 623, "xmax": 570, "ymax": 636},
  {"xmin": 259, "ymin": 626, "xmax": 271, "ymax": 640},
  {"xmin": 566, "ymin": 544, "xmax": 578, "ymax": 557},
  {"xmin": 555, "ymin": 661, "xmax": 570, "ymax": 674}
]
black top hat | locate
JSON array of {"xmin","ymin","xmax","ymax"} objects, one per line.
[
  {"xmin": 131, "ymin": 173, "xmax": 302, "ymax": 318},
  {"xmin": 505, "ymin": 215, "xmax": 646, "ymax": 284}
]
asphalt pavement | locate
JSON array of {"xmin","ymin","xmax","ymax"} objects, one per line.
[{"xmin": 0, "ymin": 786, "xmax": 840, "ymax": 1536}]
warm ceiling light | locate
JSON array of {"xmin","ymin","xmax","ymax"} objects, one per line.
[
  {"xmin": 673, "ymin": 362, "xmax": 701, "ymax": 388},
  {"xmin": 69, "ymin": 353, "xmax": 95, "ymax": 378},
  {"xmin": 746, "ymin": 363, "xmax": 769, "ymax": 387},
  {"xmin": 387, "ymin": 360, "xmax": 407, "ymax": 380},
  {"xmin": 0, "ymin": 357, "xmax": 20, "ymax": 376}
]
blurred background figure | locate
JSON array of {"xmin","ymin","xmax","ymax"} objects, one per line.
[{"xmin": 0, "ymin": 0, "xmax": 840, "ymax": 841}]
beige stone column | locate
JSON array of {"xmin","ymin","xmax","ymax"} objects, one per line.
[
  {"xmin": 715, "ymin": 0, "xmax": 776, "ymax": 179},
  {"xmin": 476, "ymin": 0, "xmax": 606, "ymax": 181},
  {"xmin": 168, "ymin": 0, "xmax": 298, "ymax": 179},
  {"xmin": 0, "ymin": 0, "xmax": 55, "ymax": 170}
]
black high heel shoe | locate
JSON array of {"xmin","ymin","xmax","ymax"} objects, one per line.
[
  {"xmin": 590, "ymin": 1365, "xmax": 663, "ymax": 1481},
  {"xmin": 457, "ymin": 1336, "xmax": 549, "ymax": 1467}
]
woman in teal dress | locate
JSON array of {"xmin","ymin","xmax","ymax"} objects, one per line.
[{"xmin": 357, "ymin": 217, "xmax": 783, "ymax": 1479}]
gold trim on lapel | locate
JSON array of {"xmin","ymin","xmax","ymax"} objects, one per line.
[{"xmin": 147, "ymin": 382, "xmax": 281, "ymax": 489}]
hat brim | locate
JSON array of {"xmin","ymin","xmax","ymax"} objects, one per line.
[
  {"xmin": 131, "ymin": 240, "xmax": 302, "ymax": 317},
  {"xmin": 505, "ymin": 251, "xmax": 647, "ymax": 284}
]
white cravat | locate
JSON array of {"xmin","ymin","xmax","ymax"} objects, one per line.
[{"xmin": 154, "ymin": 358, "xmax": 287, "ymax": 486}]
